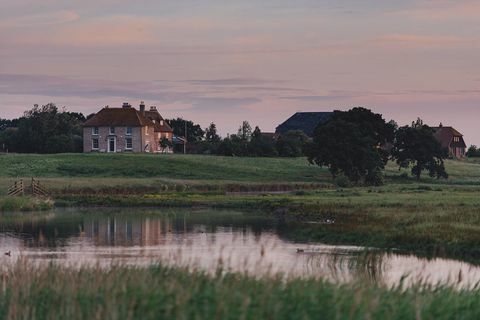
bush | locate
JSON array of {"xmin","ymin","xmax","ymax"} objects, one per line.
[{"xmin": 334, "ymin": 174, "xmax": 351, "ymax": 188}]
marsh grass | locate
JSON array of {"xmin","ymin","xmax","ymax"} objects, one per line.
[
  {"xmin": 0, "ymin": 197, "xmax": 53, "ymax": 212},
  {"xmin": 0, "ymin": 261, "xmax": 479, "ymax": 319}
]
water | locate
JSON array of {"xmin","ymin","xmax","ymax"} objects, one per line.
[{"xmin": 0, "ymin": 207, "xmax": 479, "ymax": 288}]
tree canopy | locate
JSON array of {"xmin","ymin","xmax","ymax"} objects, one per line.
[
  {"xmin": 166, "ymin": 118, "xmax": 205, "ymax": 143},
  {"xmin": 0, "ymin": 103, "xmax": 85, "ymax": 153},
  {"xmin": 307, "ymin": 107, "xmax": 395, "ymax": 185},
  {"xmin": 392, "ymin": 120, "xmax": 448, "ymax": 180}
]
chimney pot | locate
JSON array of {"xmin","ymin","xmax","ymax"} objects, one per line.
[
  {"xmin": 122, "ymin": 102, "xmax": 131, "ymax": 108},
  {"xmin": 139, "ymin": 101, "xmax": 145, "ymax": 112},
  {"xmin": 150, "ymin": 106, "xmax": 157, "ymax": 111}
]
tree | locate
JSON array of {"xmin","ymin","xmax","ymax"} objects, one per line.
[
  {"xmin": 306, "ymin": 107, "xmax": 395, "ymax": 185},
  {"xmin": 392, "ymin": 122, "xmax": 448, "ymax": 180},
  {"xmin": 466, "ymin": 145, "xmax": 480, "ymax": 157},
  {"xmin": 237, "ymin": 121, "xmax": 252, "ymax": 142},
  {"xmin": 159, "ymin": 137, "xmax": 172, "ymax": 153},
  {"xmin": 248, "ymin": 126, "xmax": 278, "ymax": 157},
  {"xmin": 275, "ymin": 130, "xmax": 308, "ymax": 157},
  {"xmin": 205, "ymin": 122, "xmax": 221, "ymax": 143},
  {"xmin": 166, "ymin": 118, "xmax": 205, "ymax": 143},
  {"xmin": 0, "ymin": 103, "xmax": 85, "ymax": 153}
]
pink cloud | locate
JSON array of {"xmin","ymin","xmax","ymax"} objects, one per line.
[
  {"xmin": 373, "ymin": 34, "xmax": 473, "ymax": 47},
  {"xmin": 394, "ymin": 1, "xmax": 480, "ymax": 20}
]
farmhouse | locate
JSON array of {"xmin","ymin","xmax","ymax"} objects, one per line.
[
  {"xmin": 83, "ymin": 102, "xmax": 173, "ymax": 153},
  {"xmin": 275, "ymin": 112, "xmax": 332, "ymax": 137},
  {"xmin": 432, "ymin": 125, "xmax": 466, "ymax": 158}
]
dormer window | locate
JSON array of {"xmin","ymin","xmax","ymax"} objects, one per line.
[
  {"xmin": 109, "ymin": 127, "xmax": 115, "ymax": 135},
  {"xmin": 126, "ymin": 127, "xmax": 132, "ymax": 136},
  {"xmin": 92, "ymin": 127, "xmax": 99, "ymax": 135}
]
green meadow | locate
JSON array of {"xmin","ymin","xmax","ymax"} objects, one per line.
[{"xmin": 2, "ymin": 153, "xmax": 480, "ymax": 318}]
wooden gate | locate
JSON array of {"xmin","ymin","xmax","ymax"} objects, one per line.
[{"xmin": 7, "ymin": 180, "xmax": 24, "ymax": 196}]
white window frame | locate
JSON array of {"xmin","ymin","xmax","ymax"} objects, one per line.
[
  {"xmin": 109, "ymin": 127, "xmax": 115, "ymax": 135},
  {"xmin": 92, "ymin": 127, "xmax": 99, "ymax": 135},
  {"xmin": 125, "ymin": 137, "xmax": 133, "ymax": 150},
  {"xmin": 145, "ymin": 126, "xmax": 149, "ymax": 135},
  {"xmin": 126, "ymin": 127, "xmax": 132, "ymax": 136},
  {"xmin": 92, "ymin": 138, "xmax": 99, "ymax": 150}
]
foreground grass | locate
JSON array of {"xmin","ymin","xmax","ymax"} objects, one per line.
[{"xmin": 1, "ymin": 262, "xmax": 479, "ymax": 320}]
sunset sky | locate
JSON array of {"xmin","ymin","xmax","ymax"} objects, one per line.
[{"xmin": 1, "ymin": 0, "xmax": 479, "ymax": 143}]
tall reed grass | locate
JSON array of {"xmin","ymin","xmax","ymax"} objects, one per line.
[{"xmin": 0, "ymin": 261, "xmax": 479, "ymax": 319}]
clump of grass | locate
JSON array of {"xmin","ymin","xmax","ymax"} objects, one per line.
[
  {"xmin": 0, "ymin": 196, "xmax": 53, "ymax": 212},
  {"xmin": 0, "ymin": 261, "xmax": 479, "ymax": 319}
]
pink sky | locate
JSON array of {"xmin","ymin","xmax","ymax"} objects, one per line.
[{"xmin": 0, "ymin": 0, "xmax": 479, "ymax": 144}]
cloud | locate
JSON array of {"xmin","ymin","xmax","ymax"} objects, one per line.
[
  {"xmin": 182, "ymin": 78, "xmax": 287, "ymax": 86},
  {"xmin": 0, "ymin": 73, "xmax": 262, "ymax": 112},
  {"xmin": 373, "ymin": 34, "xmax": 471, "ymax": 47},
  {"xmin": 0, "ymin": 10, "xmax": 80, "ymax": 28},
  {"xmin": 392, "ymin": 1, "xmax": 480, "ymax": 20}
]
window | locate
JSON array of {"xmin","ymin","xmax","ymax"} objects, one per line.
[
  {"xmin": 145, "ymin": 126, "xmax": 149, "ymax": 135},
  {"xmin": 126, "ymin": 127, "xmax": 132, "ymax": 136},
  {"xmin": 109, "ymin": 127, "xmax": 115, "ymax": 134},
  {"xmin": 125, "ymin": 137, "xmax": 133, "ymax": 150},
  {"xmin": 92, "ymin": 138, "xmax": 99, "ymax": 150},
  {"xmin": 92, "ymin": 127, "xmax": 99, "ymax": 135}
]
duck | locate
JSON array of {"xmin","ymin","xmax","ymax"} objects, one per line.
[
  {"xmin": 4, "ymin": 251, "xmax": 11, "ymax": 257},
  {"xmin": 296, "ymin": 248, "xmax": 305, "ymax": 253}
]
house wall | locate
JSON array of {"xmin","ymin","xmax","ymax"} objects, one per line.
[{"xmin": 83, "ymin": 126, "xmax": 150, "ymax": 153}]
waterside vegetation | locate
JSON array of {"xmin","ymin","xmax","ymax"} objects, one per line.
[{"xmin": 0, "ymin": 262, "xmax": 479, "ymax": 320}]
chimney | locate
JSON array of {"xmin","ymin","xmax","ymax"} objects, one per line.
[
  {"xmin": 139, "ymin": 101, "xmax": 145, "ymax": 112},
  {"xmin": 122, "ymin": 102, "xmax": 131, "ymax": 108},
  {"xmin": 150, "ymin": 106, "xmax": 157, "ymax": 111}
]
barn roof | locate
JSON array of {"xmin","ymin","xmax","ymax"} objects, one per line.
[
  {"xmin": 275, "ymin": 112, "xmax": 332, "ymax": 136},
  {"xmin": 432, "ymin": 126, "xmax": 466, "ymax": 149},
  {"xmin": 83, "ymin": 107, "xmax": 154, "ymax": 127}
]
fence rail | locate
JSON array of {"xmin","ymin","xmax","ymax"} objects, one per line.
[
  {"xmin": 7, "ymin": 178, "xmax": 49, "ymax": 197},
  {"xmin": 7, "ymin": 180, "xmax": 24, "ymax": 196},
  {"xmin": 31, "ymin": 178, "xmax": 49, "ymax": 197}
]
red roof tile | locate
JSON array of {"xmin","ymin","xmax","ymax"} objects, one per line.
[{"xmin": 83, "ymin": 107, "xmax": 154, "ymax": 127}]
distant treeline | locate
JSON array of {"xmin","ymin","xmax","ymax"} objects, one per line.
[
  {"xmin": 0, "ymin": 104, "xmax": 307, "ymax": 157},
  {"xmin": 0, "ymin": 104, "xmax": 469, "ymax": 184}
]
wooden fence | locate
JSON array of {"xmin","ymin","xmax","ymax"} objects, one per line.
[
  {"xmin": 7, "ymin": 178, "xmax": 49, "ymax": 197},
  {"xmin": 7, "ymin": 180, "xmax": 24, "ymax": 196}
]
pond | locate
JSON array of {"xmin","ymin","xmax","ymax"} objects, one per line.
[{"xmin": 0, "ymin": 207, "xmax": 479, "ymax": 288}]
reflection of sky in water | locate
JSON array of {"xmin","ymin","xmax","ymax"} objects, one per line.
[{"xmin": 0, "ymin": 208, "xmax": 479, "ymax": 289}]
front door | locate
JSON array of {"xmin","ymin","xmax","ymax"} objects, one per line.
[{"xmin": 108, "ymin": 137, "xmax": 116, "ymax": 153}]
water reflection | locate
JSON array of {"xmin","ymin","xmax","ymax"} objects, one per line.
[{"xmin": 0, "ymin": 208, "xmax": 479, "ymax": 289}]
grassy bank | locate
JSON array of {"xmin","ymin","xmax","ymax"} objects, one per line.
[
  {"xmin": 2, "ymin": 153, "xmax": 480, "ymax": 259},
  {"xmin": 0, "ymin": 196, "xmax": 53, "ymax": 212},
  {"xmin": 0, "ymin": 262, "xmax": 478, "ymax": 320}
]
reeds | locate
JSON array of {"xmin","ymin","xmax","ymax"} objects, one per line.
[{"xmin": 0, "ymin": 261, "xmax": 479, "ymax": 319}]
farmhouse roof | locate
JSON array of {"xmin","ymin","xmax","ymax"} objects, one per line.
[
  {"xmin": 275, "ymin": 112, "xmax": 332, "ymax": 136},
  {"xmin": 144, "ymin": 108, "xmax": 173, "ymax": 133},
  {"xmin": 432, "ymin": 126, "xmax": 466, "ymax": 149},
  {"xmin": 83, "ymin": 107, "xmax": 154, "ymax": 127}
]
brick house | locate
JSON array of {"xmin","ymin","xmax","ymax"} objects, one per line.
[
  {"xmin": 432, "ymin": 125, "xmax": 467, "ymax": 158},
  {"xmin": 83, "ymin": 102, "xmax": 173, "ymax": 153}
]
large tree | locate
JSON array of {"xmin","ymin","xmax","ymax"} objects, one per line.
[
  {"xmin": 392, "ymin": 120, "xmax": 448, "ymax": 180},
  {"xmin": 205, "ymin": 122, "xmax": 221, "ymax": 143},
  {"xmin": 166, "ymin": 118, "xmax": 205, "ymax": 143},
  {"xmin": 307, "ymin": 107, "xmax": 395, "ymax": 185}
]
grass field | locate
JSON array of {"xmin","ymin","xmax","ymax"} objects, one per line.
[
  {"xmin": 1, "ymin": 153, "xmax": 480, "ymax": 318},
  {"xmin": 1, "ymin": 262, "xmax": 480, "ymax": 320}
]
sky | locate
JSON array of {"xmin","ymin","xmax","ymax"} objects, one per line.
[{"xmin": 0, "ymin": 0, "xmax": 479, "ymax": 143}]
